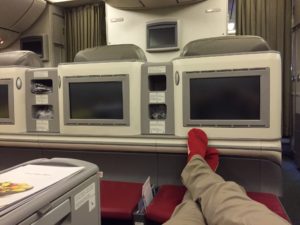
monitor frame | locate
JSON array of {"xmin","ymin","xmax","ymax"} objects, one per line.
[
  {"xmin": 0, "ymin": 79, "xmax": 14, "ymax": 124},
  {"xmin": 146, "ymin": 20, "xmax": 179, "ymax": 52},
  {"xmin": 63, "ymin": 74, "xmax": 129, "ymax": 126},
  {"xmin": 182, "ymin": 68, "xmax": 270, "ymax": 127}
]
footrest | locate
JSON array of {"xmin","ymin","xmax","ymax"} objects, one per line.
[{"xmin": 100, "ymin": 180, "xmax": 143, "ymax": 220}]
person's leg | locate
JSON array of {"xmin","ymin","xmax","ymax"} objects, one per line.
[
  {"xmin": 182, "ymin": 155, "xmax": 290, "ymax": 225},
  {"xmin": 163, "ymin": 191, "xmax": 207, "ymax": 225}
]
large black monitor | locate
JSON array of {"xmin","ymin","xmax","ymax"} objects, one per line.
[
  {"xmin": 0, "ymin": 79, "xmax": 14, "ymax": 124},
  {"xmin": 183, "ymin": 68, "xmax": 270, "ymax": 127},
  {"xmin": 63, "ymin": 75, "xmax": 129, "ymax": 125}
]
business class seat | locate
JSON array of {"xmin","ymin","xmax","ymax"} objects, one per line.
[
  {"xmin": 73, "ymin": 44, "xmax": 147, "ymax": 224},
  {"xmin": 0, "ymin": 51, "xmax": 42, "ymax": 133},
  {"xmin": 59, "ymin": 43, "xmax": 146, "ymax": 136},
  {"xmin": 100, "ymin": 180, "xmax": 143, "ymax": 225},
  {"xmin": 145, "ymin": 36, "xmax": 288, "ymax": 224}
]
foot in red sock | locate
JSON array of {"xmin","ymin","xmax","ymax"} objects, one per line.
[
  {"xmin": 205, "ymin": 147, "xmax": 219, "ymax": 171},
  {"xmin": 187, "ymin": 128, "xmax": 208, "ymax": 161}
]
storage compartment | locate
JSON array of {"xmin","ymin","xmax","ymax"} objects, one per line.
[
  {"xmin": 149, "ymin": 104, "xmax": 167, "ymax": 120},
  {"xmin": 141, "ymin": 63, "xmax": 174, "ymax": 135},
  {"xmin": 31, "ymin": 79, "xmax": 53, "ymax": 94},
  {"xmin": 25, "ymin": 68, "xmax": 60, "ymax": 133},
  {"xmin": 32, "ymin": 105, "xmax": 54, "ymax": 120},
  {"xmin": 149, "ymin": 75, "xmax": 166, "ymax": 91}
]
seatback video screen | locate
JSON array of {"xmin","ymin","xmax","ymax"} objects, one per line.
[
  {"xmin": 0, "ymin": 84, "xmax": 9, "ymax": 118},
  {"xmin": 190, "ymin": 76, "xmax": 260, "ymax": 120},
  {"xmin": 69, "ymin": 82, "xmax": 123, "ymax": 120}
]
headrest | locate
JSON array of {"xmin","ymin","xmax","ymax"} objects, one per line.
[
  {"xmin": 181, "ymin": 36, "xmax": 271, "ymax": 57},
  {"xmin": 0, "ymin": 51, "xmax": 43, "ymax": 67},
  {"xmin": 74, "ymin": 44, "xmax": 147, "ymax": 62}
]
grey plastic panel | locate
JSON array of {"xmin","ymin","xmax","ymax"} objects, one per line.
[
  {"xmin": 182, "ymin": 68, "xmax": 270, "ymax": 128},
  {"xmin": 25, "ymin": 69, "xmax": 60, "ymax": 133},
  {"xmin": 141, "ymin": 63, "xmax": 174, "ymax": 134},
  {"xmin": 30, "ymin": 199, "xmax": 71, "ymax": 225},
  {"xmin": 0, "ymin": 79, "xmax": 14, "ymax": 124}
]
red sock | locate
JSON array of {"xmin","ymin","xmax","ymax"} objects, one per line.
[
  {"xmin": 187, "ymin": 128, "xmax": 208, "ymax": 161},
  {"xmin": 205, "ymin": 147, "xmax": 219, "ymax": 171}
]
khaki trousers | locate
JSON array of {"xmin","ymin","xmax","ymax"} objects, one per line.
[{"xmin": 164, "ymin": 156, "xmax": 290, "ymax": 225}]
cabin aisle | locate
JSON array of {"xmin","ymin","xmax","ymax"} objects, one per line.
[{"xmin": 281, "ymin": 153, "xmax": 300, "ymax": 225}]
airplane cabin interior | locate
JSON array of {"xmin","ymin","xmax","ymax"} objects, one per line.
[{"xmin": 0, "ymin": 0, "xmax": 299, "ymax": 224}]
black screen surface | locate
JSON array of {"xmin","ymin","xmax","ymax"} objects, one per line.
[
  {"xmin": 69, "ymin": 82, "xmax": 123, "ymax": 119},
  {"xmin": 148, "ymin": 25, "xmax": 176, "ymax": 48},
  {"xmin": 190, "ymin": 76, "xmax": 260, "ymax": 120},
  {"xmin": 0, "ymin": 85, "xmax": 9, "ymax": 118},
  {"xmin": 21, "ymin": 37, "xmax": 43, "ymax": 57}
]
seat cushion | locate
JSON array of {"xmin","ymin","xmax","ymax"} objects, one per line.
[
  {"xmin": 145, "ymin": 185, "xmax": 289, "ymax": 223},
  {"xmin": 100, "ymin": 180, "xmax": 143, "ymax": 220},
  {"xmin": 145, "ymin": 185, "xmax": 186, "ymax": 223}
]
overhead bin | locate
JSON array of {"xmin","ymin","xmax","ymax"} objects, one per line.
[{"xmin": 0, "ymin": 0, "xmax": 46, "ymax": 49}]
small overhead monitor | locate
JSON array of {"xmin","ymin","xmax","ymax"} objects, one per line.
[
  {"xmin": 20, "ymin": 35, "xmax": 48, "ymax": 61},
  {"xmin": 63, "ymin": 74, "xmax": 129, "ymax": 126},
  {"xmin": 0, "ymin": 79, "xmax": 14, "ymax": 124},
  {"xmin": 183, "ymin": 68, "xmax": 270, "ymax": 127},
  {"xmin": 146, "ymin": 21, "xmax": 179, "ymax": 52}
]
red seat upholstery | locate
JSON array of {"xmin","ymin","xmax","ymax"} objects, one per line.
[
  {"xmin": 146, "ymin": 185, "xmax": 290, "ymax": 224},
  {"xmin": 100, "ymin": 180, "xmax": 143, "ymax": 220},
  {"xmin": 145, "ymin": 185, "xmax": 186, "ymax": 224}
]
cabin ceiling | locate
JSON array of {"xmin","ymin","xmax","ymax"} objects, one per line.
[
  {"xmin": 0, "ymin": 0, "xmax": 46, "ymax": 32},
  {"xmin": 0, "ymin": 0, "xmax": 46, "ymax": 49},
  {"xmin": 47, "ymin": 0, "xmax": 104, "ymax": 7},
  {"xmin": 105, "ymin": 0, "xmax": 207, "ymax": 9},
  {"xmin": 46, "ymin": 0, "xmax": 205, "ymax": 8}
]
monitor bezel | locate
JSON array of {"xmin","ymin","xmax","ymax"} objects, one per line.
[
  {"xmin": 0, "ymin": 79, "xmax": 14, "ymax": 124},
  {"xmin": 63, "ymin": 74, "xmax": 130, "ymax": 126},
  {"xmin": 183, "ymin": 68, "xmax": 270, "ymax": 127},
  {"xmin": 146, "ymin": 21, "xmax": 179, "ymax": 52}
]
